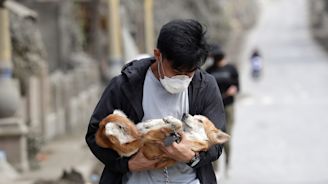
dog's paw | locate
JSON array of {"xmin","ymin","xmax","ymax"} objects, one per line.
[{"xmin": 163, "ymin": 116, "xmax": 183, "ymax": 130}]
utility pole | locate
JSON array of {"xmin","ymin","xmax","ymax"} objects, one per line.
[
  {"xmin": 0, "ymin": 0, "xmax": 20, "ymax": 118},
  {"xmin": 107, "ymin": 0, "xmax": 123, "ymax": 79},
  {"xmin": 144, "ymin": 0, "xmax": 154, "ymax": 54}
]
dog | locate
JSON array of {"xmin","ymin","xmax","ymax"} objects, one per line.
[{"xmin": 95, "ymin": 110, "xmax": 230, "ymax": 168}]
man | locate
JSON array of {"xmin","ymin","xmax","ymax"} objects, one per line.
[
  {"xmin": 250, "ymin": 48, "xmax": 262, "ymax": 79},
  {"xmin": 206, "ymin": 44, "xmax": 239, "ymax": 170},
  {"xmin": 86, "ymin": 19, "xmax": 226, "ymax": 184}
]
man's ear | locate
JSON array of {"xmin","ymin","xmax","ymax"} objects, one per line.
[{"xmin": 154, "ymin": 48, "xmax": 161, "ymax": 60}]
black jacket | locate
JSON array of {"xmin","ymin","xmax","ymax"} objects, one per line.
[
  {"xmin": 206, "ymin": 64, "xmax": 240, "ymax": 106},
  {"xmin": 85, "ymin": 57, "xmax": 226, "ymax": 184}
]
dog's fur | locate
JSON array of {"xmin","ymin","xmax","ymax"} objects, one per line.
[
  {"xmin": 95, "ymin": 110, "xmax": 142, "ymax": 157},
  {"xmin": 136, "ymin": 116, "xmax": 184, "ymax": 168},
  {"xmin": 182, "ymin": 114, "xmax": 230, "ymax": 151},
  {"xmin": 95, "ymin": 110, "xmax": 230, "ymax": 168}
]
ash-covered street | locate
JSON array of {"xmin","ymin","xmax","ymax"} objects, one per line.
[{"xmin": 223, "ymin": 0, "xmax": 328, "ymax": 183}]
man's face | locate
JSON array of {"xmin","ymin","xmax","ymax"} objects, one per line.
[{"xmin": 154, "ymin": 49, "xmax": 196, "ymax": 78}]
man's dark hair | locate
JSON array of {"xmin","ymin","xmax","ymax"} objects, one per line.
[
  {"xmin": 209, "ymin": 43, "xmax": 225, "ymax": 63},
  {"xmin": 157, "ymin": 19, "xmax": 208, "ymax": 72}
]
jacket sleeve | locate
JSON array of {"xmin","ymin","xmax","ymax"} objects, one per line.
[
  {"xmin": 194, "ymin": 75, "xmax": 226, "ymax": 168},
  {"xmin": 232, "ymin": 66, "xmax": 240, "ymax": 92},
  {"xmin": 85, "ymin": 76, "xmax": 130, "ymax": 173}
]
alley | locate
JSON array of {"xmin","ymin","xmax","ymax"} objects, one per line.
[{"xmin": 224, "ymin": 0, "xmax": 328, "ymax": 183}]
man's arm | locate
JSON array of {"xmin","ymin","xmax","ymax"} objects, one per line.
[
  {"xmin": 231, "ymin": 65, "xmax": 240, "ymax": 92},
  {"xmin": 193, "ymin": 75, "xmax": 226, "ymax": 168},
  {"xmin": 85, "ymin": 77, "xmax": 130, "ymax": 174}
]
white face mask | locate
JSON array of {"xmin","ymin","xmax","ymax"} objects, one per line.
[{"xmin": 158, "ymin": 55, "xmax": 193, "ymax": 94}]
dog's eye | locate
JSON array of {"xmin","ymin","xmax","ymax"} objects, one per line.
[
  {"xmin": 198, "ymin": 119, "xmax": 203, "ymax": 123},
  {"xmin": 117, "ymin": 124, "xmax": 123, "ymax": 129}
]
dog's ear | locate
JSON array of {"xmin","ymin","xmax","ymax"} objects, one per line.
[
  {"xmin": 98, "ymin": 118, "xmax": 109, "ymax": 129},
  {"xmin": 113, "ymin": 109, "xmax": 127, "ymax": 117},
  {"xmin": 215, "ymin": 129, "xmax": 230, "ymax": 144},
  {"xmin": 96, "ymin": 130, "xmax": 112, "ymax": 148},
  {"xmin": 96, "ymin": 120, "xmax": 112, "ymax": 148}
]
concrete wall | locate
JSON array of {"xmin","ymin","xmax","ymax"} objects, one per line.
[
  {"xmin": 0, "ymin": 118, "xmax": 29, "ymax": 172},
  {"xmin": 310, "ymin": 0, "xmax": 328, "ymax": 51},
  {"xmin": 121, "ymin": 0, "xmax": 259, "ymax": 56},
  {"xmin": 28, "ymin": 63, "xmax": 101, "ymax": 141},
  {"xmin": 3, "ymin": 1, "xmax": 103, "ymax": 172},
  {"xmin": 23, "ymin": 1, "xmax": 84, "ymax": 72}
]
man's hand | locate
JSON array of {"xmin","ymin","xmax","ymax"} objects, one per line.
[
  {"xmin": 128, "ymin": 149, "xmax": 161, "ymax": 172},
  {"xmin": 225, "ymin": 85, "xmax": 238, "ymax": 97},
  {"xmin": 158, "ymin": 131, "xmax": 196, "ymax": 163}
]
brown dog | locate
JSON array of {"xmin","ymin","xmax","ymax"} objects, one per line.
[{"xmin": 95, "ymin": 110, "xmax": 230, "ymax": 168}]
